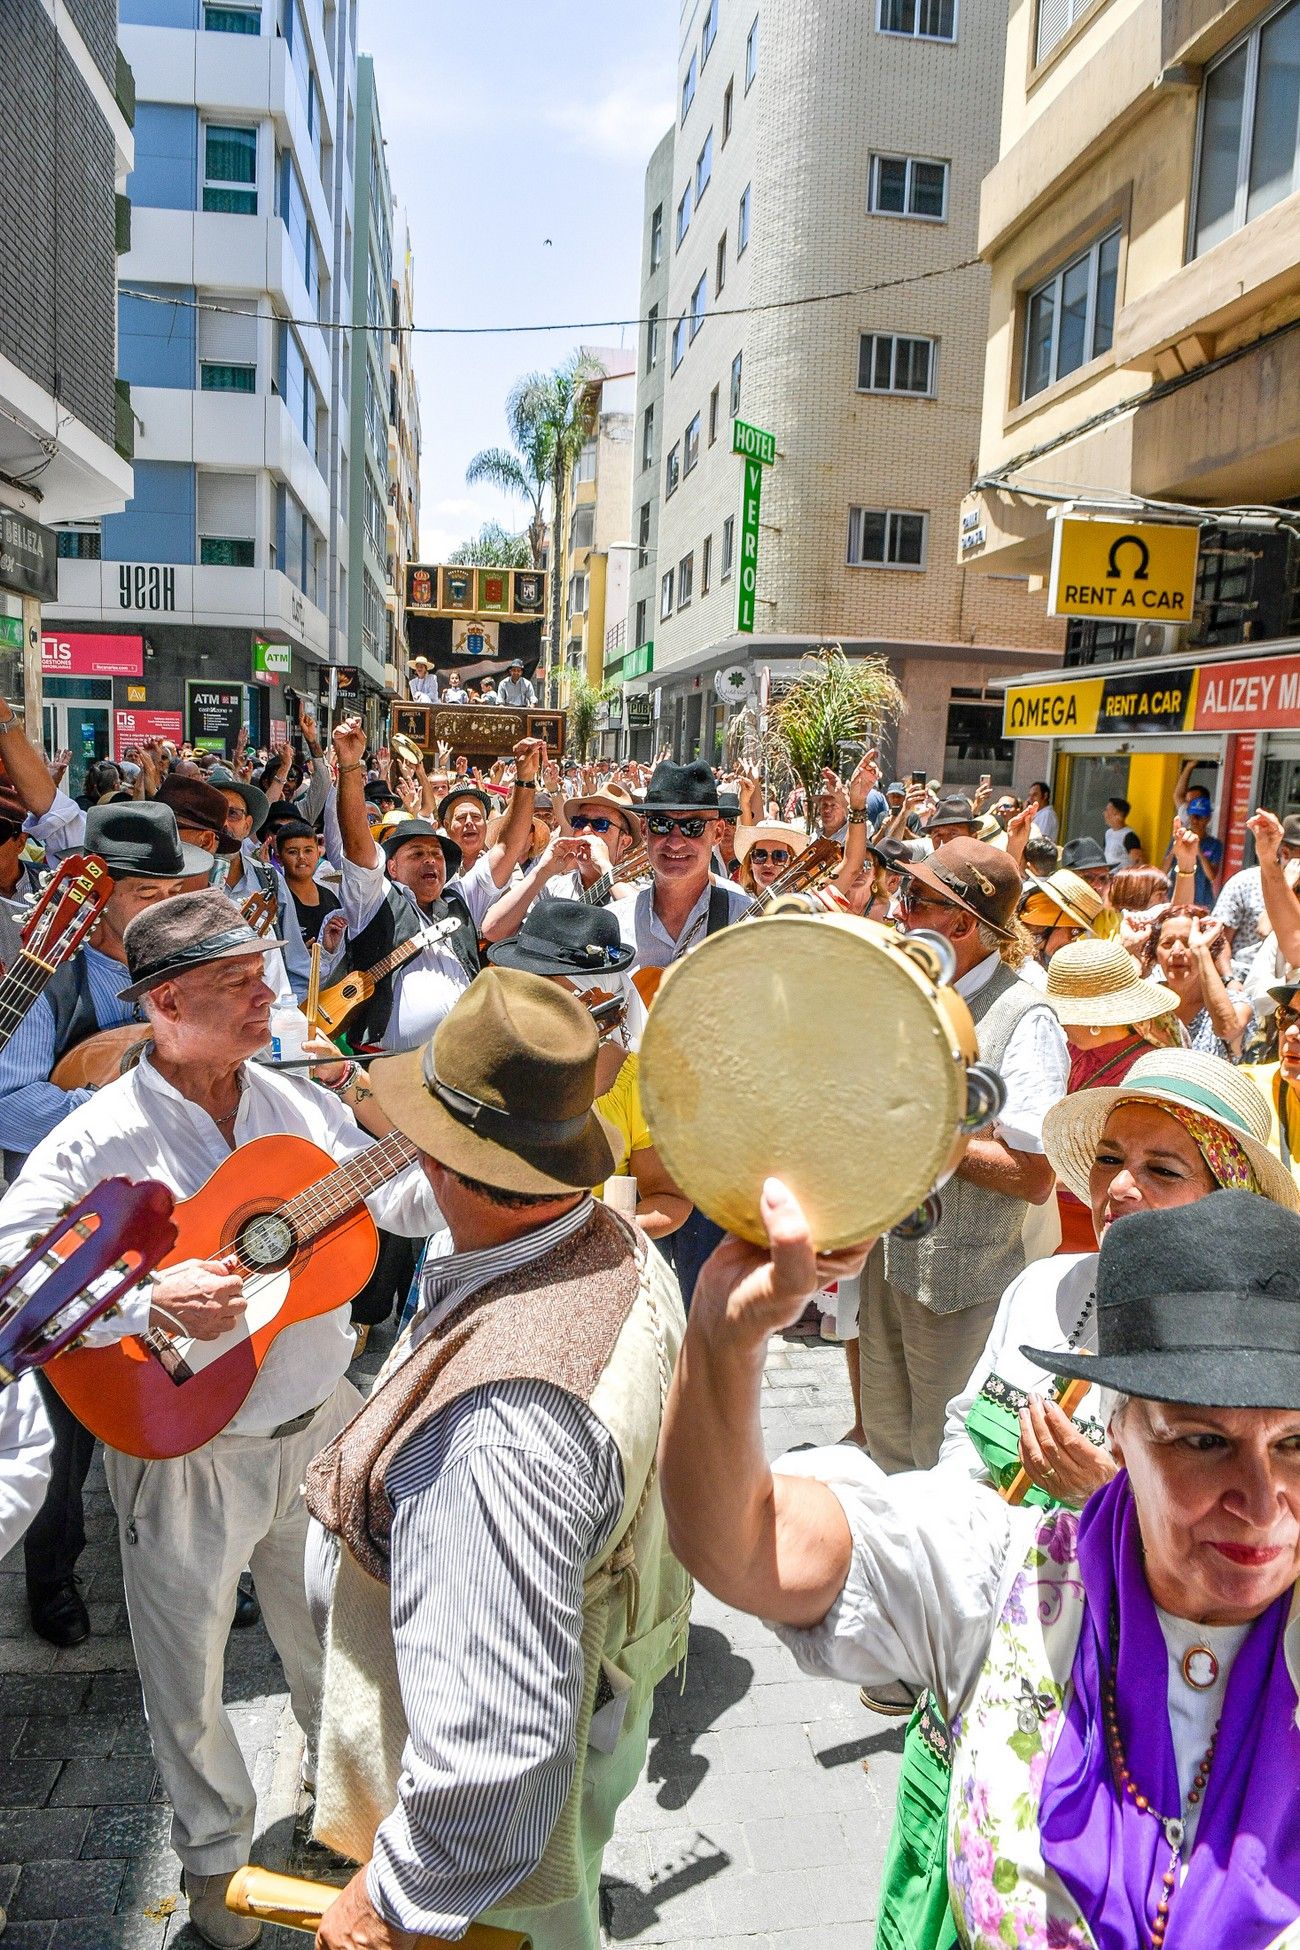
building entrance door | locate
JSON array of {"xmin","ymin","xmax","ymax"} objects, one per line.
[{"xmin": 42, "ymin": 677, "xmax": 113, "ymax": 799}]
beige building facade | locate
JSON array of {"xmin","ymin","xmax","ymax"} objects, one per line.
[
  {"xmin": 555, "ymin": 353, "xmax": 635, "ymax": 697},
  {"xmin": 628, "ymin": 0, "xmax": 1059, "ymax": 780},
  {"xmin": 388, "ymin": 205, "xmax": 422, "ymax": 691},
  {"xmin": 963, "ymin": 0, "xmax": 1300, "ymax": 860}
]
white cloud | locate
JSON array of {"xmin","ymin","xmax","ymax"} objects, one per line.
[{"xmin": 545, "ymin": 82, "xmax": 673, "ymax": 163}]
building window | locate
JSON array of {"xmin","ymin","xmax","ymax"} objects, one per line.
[
  {"xmin": 568, "ymin": 572, "xmax": 589, "ymax": 614},
  {"xmin": 690, "ymin": 272, "xmax": 708, "ymax": 339},
  {"xmin": 847, "ymin": 506, "xmax": 928, "ymax": 568},
  {"xmin": 682, "ymin": 50, "xmax": 698, "ymax": 122},
  {"xmin": 723, "ymin": 78, "xmax": 735, "ymax": 142},
  {"xmin": 642, "ymin": 405, "xmax": 655, "ymax": 469},
  {"xmin": 702, "ymin": 0, "xmax": 719, "ymax": 61},
  {"xmin": 661, "ymin": 568, "xmax": 675, "ymax": 618},
  {"xmin": 878, "ymin": 0, "xmax": 956, "ymax": 37},
  {"xmin": 721, "ymin": 515, "xmax": 735, "ymax": 578},
  {"xmin": 709, "ymin": 383, "xmax": 720, "ymax": 443},
  {"xmin": 1035, "ymin": 0, "xmax": 1093, "ymax": 66},
  {"xmin": 678, "ymin": 551, "xmax": 695, "ymax": 607},
  {"xmin": 730, "ymin": 350, "xmax": 743, "ymax": 414},
  {"xmin": 696, "ymin": 131, "xmax": 714, "ymax": 203},
  {"xmin": 716, "ymin": 230, "xmax": 727, "ymax": 293},
  {"xmin": 857, "ymin": 332, "xmax": 936, "ymax": 395},
  {"xmin": 570, "ymin": 503, "xmax": 595, "ymax": 551},
  {"xmin": 573, "ymin": 440, "xmax": 598, "ymax": 486},
  {"xmin": 1021, "ymin": 225, "xmax": 1120, "ymax": 399},
  {"xmin": 635, "ymin": 597, "xmax": 649, "ymax": 647},
  {"xmin": 646, "ymin": 304, "xmax": 660, "ymax": 372},
  {"xmin": 869, "ymin": 153, "xmax": 949, "ymax": 219},
  {"xmin": 1193, "ymin": 0, "xmax": 1300, "ymax": 257},
  {"xmin": 200, "ymin": 536, "xmax": 255, "ymax": 567},
  {"xmin": 671, "ymin": 318, "xmax": 687, "ymax": 371},
  {"xmin": 676, "ymin": 183, "xmax": 693, "ymax": 247},
  {"xmin": 200, "ymin": 360, "xmax": 257, "ymax": 392},
  {"xmin": 666, "ymin": 442, "xmax": 681, "ymax": 497},
  {"xmin": 701, "ymin": 533, "xmax": 713, "ymax": 594},
  {"xmin": 56, "ymin": 527, "xmax": 101, "ymax": 559},
  {"xmin": 745, "ymin": 13, "xmax": 759, "ymax": 88},
  {"xmin": 205, "ymin": 3, "xmax": 260, "ymax": 28},
  {"xmin": 638, "ymin": 501, "xmax": 651, "ymax": 568},
  {"xmin": 684, "ymin": 412, "xmax": 702, "ymax": 472},
  {"xmin": 650, "ymin": 202, "xmax": 664, "ymax": 270},
  {"xmin": 738, "ymin": 183, "xmax": 752, "ymax": 252},
  {"xmin": 203, "ymin": 124, "xmax": 257, "ymax": 214}
]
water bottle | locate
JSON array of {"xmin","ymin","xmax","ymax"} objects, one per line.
[{"xmin": 267, "ymin": 1005, "xmax": 311, "ymax": 1065}]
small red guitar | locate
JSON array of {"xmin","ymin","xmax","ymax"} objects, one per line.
[
  {"xmin": 0, "ymin": 854, "xmax": 112, "ymax": 1055},
  {"xmin": 47, "ymin": 1129, "xmax": 418, "ymax": 1459}
]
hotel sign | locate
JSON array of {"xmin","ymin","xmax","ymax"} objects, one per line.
[
  {"xmin": 733, "ymin": 421, "xmax": 777, "ymax": 635},
  {"xmin": 1047, "ymin": 518, "xmax": 1200, "ymax": 620}
]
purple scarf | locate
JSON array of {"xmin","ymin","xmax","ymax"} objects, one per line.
[{"xmin": 1039, "ymin": 1473, "xmax": 1300, "ymax": 1948}]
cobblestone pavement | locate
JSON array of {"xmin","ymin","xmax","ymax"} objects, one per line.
[{"xmin": 0, "ymin": 1331, "xmax": 899, "ymax": 1949}]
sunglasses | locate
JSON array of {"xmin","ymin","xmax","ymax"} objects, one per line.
[
  {"xmin": 645, "ymin": 814, "xmax": 709, "ymax": 838},
  {"xmin": 750, "ymin": 846, "xmax": 793, "ymax": 867},
  {"xmin": 569, "ymin": 814, "xmax": 614, "ymax": 833},
  {"xmin": 897, "ymin": 880, "xmax": 962, "ymax": 916}
]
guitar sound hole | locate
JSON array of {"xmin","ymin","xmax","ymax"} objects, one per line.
[{"xmin": 236, "ymin": 1212, "xmax": 297, "ymax": 1271}]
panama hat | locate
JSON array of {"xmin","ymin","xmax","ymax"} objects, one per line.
[
  {"xmin": 1043, "ymin": 937, "xmax": 1180, "ymax": 1030},
  {"xmin": 1042, "ymin": 1046, "xmax": 1300, "ymax": 1215},
  {"xmin": 1023, "ymin": 1191, "xmax": 1300, "ymax": 1408},
  {"xmin": 561, "ymin": 784, "xmax": 641, "ymax": 842},
  {"xmin": 368, "ymin": 968, "xmax": 617, "ymax": 1195},
  {"xmin": 734, "ymin": 818, "xmax": 807, "ymax": 863},
  {"xmin": 1021, "ymin": 868, "xmax": 1104, "ymax": 933}
]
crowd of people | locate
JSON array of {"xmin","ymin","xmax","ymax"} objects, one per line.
[{"xmin": 0, "ymin": 698, "xmax": 1295, "ymax": 1950}]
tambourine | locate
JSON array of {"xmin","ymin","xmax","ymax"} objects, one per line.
[
  {"xmin": 391, "ymin": 731, "xmax": 426, "ymax": 770},
  {"xmin": 638, "ymin": 905, "xmax": 1005, "ymax": 1251}
]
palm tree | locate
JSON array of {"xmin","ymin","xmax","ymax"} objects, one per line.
[
  {"xmin": 446, "ymin": 521, "xmax": 532, "ymax": 568},
  {"xmin": 509, "ymin": 351, "xmax": 606, "ymax": 698},
  {"xmin": 464, "ymin": 386, "xmax": 553, "ymax": 569},
  {"xmin": 763, "ymin": 646, "xmax": 905, "ymax": 818}
]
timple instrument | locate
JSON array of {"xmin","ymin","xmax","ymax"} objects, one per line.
[
  {"xmin": 637, "ymin": 908, "xmax": 1005, "ymax": 1251},
  {"xmin": 0, "ymin": 854, "xmax": 112, "ymax": 1057},
  {"xmin": 223, "ymin": 1867, "xmax": 530, "ymax": 1947},
  {"xmin": 0, "ymin": 1178, "xmax": 176, "ymax": 1384},
  {"xmin": 577, "ymin": 841, "xmax": 651, "ymax": 908},
  {"xmin": 46, "ymin": 1130, "xmax": 418, "ymax": 1457},
  {"xmin": 1001, "ymin": 1375, "xmax": 1094, "ymax": 1507},
  {"xmin": 312, "ymin": 913, "xmax": 463, "ymax": 1040}
]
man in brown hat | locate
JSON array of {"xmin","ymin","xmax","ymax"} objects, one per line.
[
  {"xmin": 859, "ymin": 839, "xmax": 1069, "ymax": 1486},
  {"xmin": 305, "ymin": 970, "xmax": 692, "ymax": 1950},
  {"xmin": 0, "ymin": 888, "xmax": 441, "ymax": 1947}
]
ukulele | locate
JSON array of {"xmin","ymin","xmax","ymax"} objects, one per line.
[
  {"xmin": 0, "ymin": 855, "xmax": 112, "ymax": 1058},
  {"xmin": 577, "ymin": 843, "xmax": 651, "ymax": 907},
  {"xmin": 0, "ymin": 1177, "xmax": 177, "ymax": 1382},
  {"xmin": 312, "ymin": 914, "xmax": 462, "ymax": 1040},
  {"xmin": 631, "ymin": 836, "xmax": 843, "ymax": 1008},
  {"xmin": 46, "ymin": 1128, "xmax": 419, "ymax": 1458}
]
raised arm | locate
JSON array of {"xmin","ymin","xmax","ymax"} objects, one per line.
[
  {"xmin": 0, "ymin": 699, "xmax": 57, "ymax": 817},
  {"xmin": 835, "ymin": 749, "xmax": 878, "ymax": 895},
  {"xmin": 481, "ymin": 737, "xmax": 547, "ymax": 889},
  {"xmin": 332, "ymin": 717, "xmax": 381, "ymax": 871},
  {"xmin": 1249, "ymin": 809, "xmax": 1300, "ymax": 968}
]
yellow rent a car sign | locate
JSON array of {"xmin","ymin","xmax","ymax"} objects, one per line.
[{"xmin": 1047, "ymin": 518, "xmax": 1200, "ymax": 620}]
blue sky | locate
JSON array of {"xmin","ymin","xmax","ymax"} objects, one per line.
[{"xmin": 366, "ymin": 0, "xmax": 676, "ymax": 562}]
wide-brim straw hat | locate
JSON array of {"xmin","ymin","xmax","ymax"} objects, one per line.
[
  {"xmin": 561, "ymin": 785, "xmax": 641, "ymax": 842},
  {"xmin": 1042, "ymin": 1046, "xmax": 1300, "ymax": 1215},
  {"xmin": 1044, "ymin": 937, "xmax": 1180, "ymax": 1029},
  {"xmin": 734, "ymin": 819, "xmax": 807, "ymax": 863},
  {"xmin": 1022, "ymin": 868, "xmax": 1104, "ymax": 933}
]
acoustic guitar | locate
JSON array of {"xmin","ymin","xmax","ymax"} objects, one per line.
[
  {"xmin": 0, "ymin": 854, "xmax": 112, "ymax": 1057},
  {"xmin": 46, "ymin": 1128, "xmax": 418, "ymax": 1458}
]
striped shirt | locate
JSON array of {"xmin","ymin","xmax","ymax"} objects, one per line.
[
  {"xmin": 357, "ymin": 1197, "xmax": 627, "ymax": 1936},
  {"xmin": 0, "ymin": 943, "xmax": 140, "ymax": 1156}
]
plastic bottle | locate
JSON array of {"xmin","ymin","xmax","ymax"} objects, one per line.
[{"xmin": 267, "ymin": 1005, "xmax": 311, "ymax": 1065}]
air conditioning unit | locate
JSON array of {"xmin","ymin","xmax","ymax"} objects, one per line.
[{"xmin": 1133, "ymin": 621, "xmax": 1187, "ymax": 659}]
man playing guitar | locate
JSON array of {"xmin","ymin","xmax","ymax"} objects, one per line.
[{"xmin": 0, "ymin": 888, "xmax": 441, "ymax": 1950}]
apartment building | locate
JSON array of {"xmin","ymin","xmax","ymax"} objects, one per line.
[
  {"xmin": 345, "ymin": 54, "xmax": 392, "ymax": 710},
  {"xmin": 556, "ymin": 351, "xmax": 635, "ymax": 694},
  {"xmin": 963, "ymin": 0, "xmax": 1300, "ymax": 865},
  {"xmin": 0, "ymin": 0, "xmax": 135, "ymax": 735},
  {"xmin": 43, "ymin": 0, "xmax": 357, "ymax": 774},
  {"xmin": 388, "ymin": 205, "xmax": 422, "ymax": 687},
  {"xmin": 633, "ymin": 0, "xmax": 1059, "ymax": 781}
]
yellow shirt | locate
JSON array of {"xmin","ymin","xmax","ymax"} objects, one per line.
[{"xmin": 596, "ymin": 1052, "xmax": 651, "ymax": 1180}]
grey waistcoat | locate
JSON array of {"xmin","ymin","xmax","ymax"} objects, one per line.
[{"xmin": 884, "ymin": 959, "xmax": 1049, "ymax": 1316}]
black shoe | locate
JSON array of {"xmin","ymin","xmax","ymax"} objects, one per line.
[
  {"xmin": 28, "ymin": 1578, "xmax": 90, "ymax": 1648},
  {"xmin": 232, "ymin": 1576, "xmax": 260, "ymax": 1630}
]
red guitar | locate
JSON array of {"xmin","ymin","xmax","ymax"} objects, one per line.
[
  {"xmin": 0, "ymin": 855, "xmax": 112, "ymax": 1055},
  {"xmin": 0, "ymin": 1178, "xmax": 177, "ymax": 1382},
  {"xmin": 47, "ymin": 1129, "xmax": 418, "ymax": 1459}
]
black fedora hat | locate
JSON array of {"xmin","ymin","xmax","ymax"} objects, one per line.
[
  {"xmin": 925, "ymin": 793, "xmax": 976, "ymax": 833},
  {"xmin": 84, "ymin": 801, "xmax": 214, "ymax": 882},
  {"xmin": 487, "ymin": 899, "xmax": 635, "ymax": 977},
  {"xmin": 643, "ymin": 760, "xmax": 720, "ymax": 815},
  {"xmin": 717, "ymin": 790, "xmax": 741, "ymax": 820},
  {"xmin": 1061, "ymin": 835, "xmax": 1109, "ymax": 875},
  {"xmin": 381, "ymin": 819, "xmax": 463, "ymax": 877},
  {"xmin": 1022, "ymin": 1191, "xmax": 1300, "ymax": 1408}
]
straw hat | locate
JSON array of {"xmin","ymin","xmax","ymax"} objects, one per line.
[
  {"xmin": 1021, "ymin": 868, "xmax": 1104, "ymax": 933},
  {"xmin": 734, "ymin": 818, "xmax": 807, "ymax": 864},
  {"xmin": 1043, "ymin": 937, "xmax": 1179, "ymax": 1029},
  {"xmin": 1042, "ymin": 1047, "xmax": 1300, "ymax": 1214}
]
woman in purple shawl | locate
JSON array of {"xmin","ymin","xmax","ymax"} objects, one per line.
[{"xmin": 660, "ymin": 1182, "xmax": 1300, "ymax": 1949}]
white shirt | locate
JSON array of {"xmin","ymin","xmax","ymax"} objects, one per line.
[
  {"xmin": 497, "ymin": 676, "xmax": 537, "ymax": 708},
  {"xmin": 339, "ymin": 844, "xmax": 500, "ymax": 1053},
  {"xmin": 0, "ymin": 1054, "xmax": 442, "ymax": 1435},
  {"xmin": 24, "ymin": 785, "xmax": 86, "ymax": 863},
  {"xmin": 0, "ymin": 1373, "xmax": 54, "ymax": 1558},
  {"xmin": 1031, "ymin": 804, "xmax": 1059, "ymax": 844},
  {"xmin": 408, "ymin": 673, "xmax": 440, "ymax": 704},
  {"xmin": 956, "ymin": 952, "xmax": 1069, "ymax": 1154},
  {"xmin": 609, "ymin": 877, "xmax": 752, "ymax": 972}
]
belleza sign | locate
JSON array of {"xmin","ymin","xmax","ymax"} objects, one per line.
[{"xmin": 1047, "ymin": 518, "xmax": 1199, "ymax": 621}]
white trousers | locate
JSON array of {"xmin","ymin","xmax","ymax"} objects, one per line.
[{"xmin": 103, "ymin": 1376, "xmax": 360, "ymax": 1875}]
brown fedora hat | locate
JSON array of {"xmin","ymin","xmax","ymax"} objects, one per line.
[
  {"xmin": 368, "ymin": 968, "xmax": 618, "ymax": 1195},
  {"xmin": 902, "ymin": 838, "xmax": 1022, "ymax": 938},
  {"xmin": 156, "ymin": 775, "xmax": 240, "ymax": 855}
]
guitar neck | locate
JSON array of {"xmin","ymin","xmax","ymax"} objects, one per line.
[
  {"xmin": 282, "ymin": 1130, "xmax": 420, "ymax": 1245},
  {"xmin": 0, "ymin": 952, "xmax": 60, "ymax": 1056},
  {"xmin": 371, "ymin": 932, "xmax": 433, "ymax": 981}
]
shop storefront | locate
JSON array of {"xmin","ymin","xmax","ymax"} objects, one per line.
[{"xmin": 1000, "ymin": 641, "xmax": 1300, "ymax": 876}]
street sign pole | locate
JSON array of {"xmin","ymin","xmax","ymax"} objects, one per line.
[{"xmin": 731, "ymin": 418, "xmax": 776, "ymax": 637}]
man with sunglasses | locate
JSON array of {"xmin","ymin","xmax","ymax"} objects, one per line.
[
  {"xmin": 860, "ymin": 838, "xmax": 1068, "ymax": 1485},
  {"xmin": 481, "ymin": 786, "xmax": 645, "ymax": 939}
]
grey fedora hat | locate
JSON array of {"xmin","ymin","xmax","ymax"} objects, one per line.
[
  {"xmin": 84, "ymin": 801, "xmax": 214, "ymax": 882},
  {"xmin": 119, "ymin": 887, "xmax": 285, "ymax": 1001}
]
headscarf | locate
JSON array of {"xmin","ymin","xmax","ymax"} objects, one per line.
[
  {"xmin": 1154, "ymin": 1100, "xmax": 1259, "ymax": 1193},
  {"xmin": 1039, "ymin": 1473, "xmax": 1300, "ymax": 1947}
]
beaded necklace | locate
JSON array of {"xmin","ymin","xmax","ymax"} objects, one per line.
[{"xmin": 1101, "ymin": 1663, "xmax": 1219, "ymax": 1949}]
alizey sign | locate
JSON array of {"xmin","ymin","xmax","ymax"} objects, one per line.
[{"xmin": 732, "ymin": 419, "xmax": 776, "ymax": 634}]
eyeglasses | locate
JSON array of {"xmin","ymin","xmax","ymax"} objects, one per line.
[
  {"xmin": 897, "ymin": 880, "xmax": 961, "ymax": 916},
  {"xmin": 569, "ymin": 814, "xmax": 613, "ymax": 833},
  {"xmin": 645, "ymin": 814, "xmax": 709, "ymax": 838},
  {"xmin": 749, "ymin": 846, "xmax": 793, "ymax": 866}
]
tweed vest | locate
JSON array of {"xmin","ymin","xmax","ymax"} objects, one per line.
[
  {"xmin": 304, "ymin": 1203, "xmax": 693, "ymax": 1927},
  {"xmin": 885, "ymin": 961, "xmax": 1051, "ymax": 1316}
]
